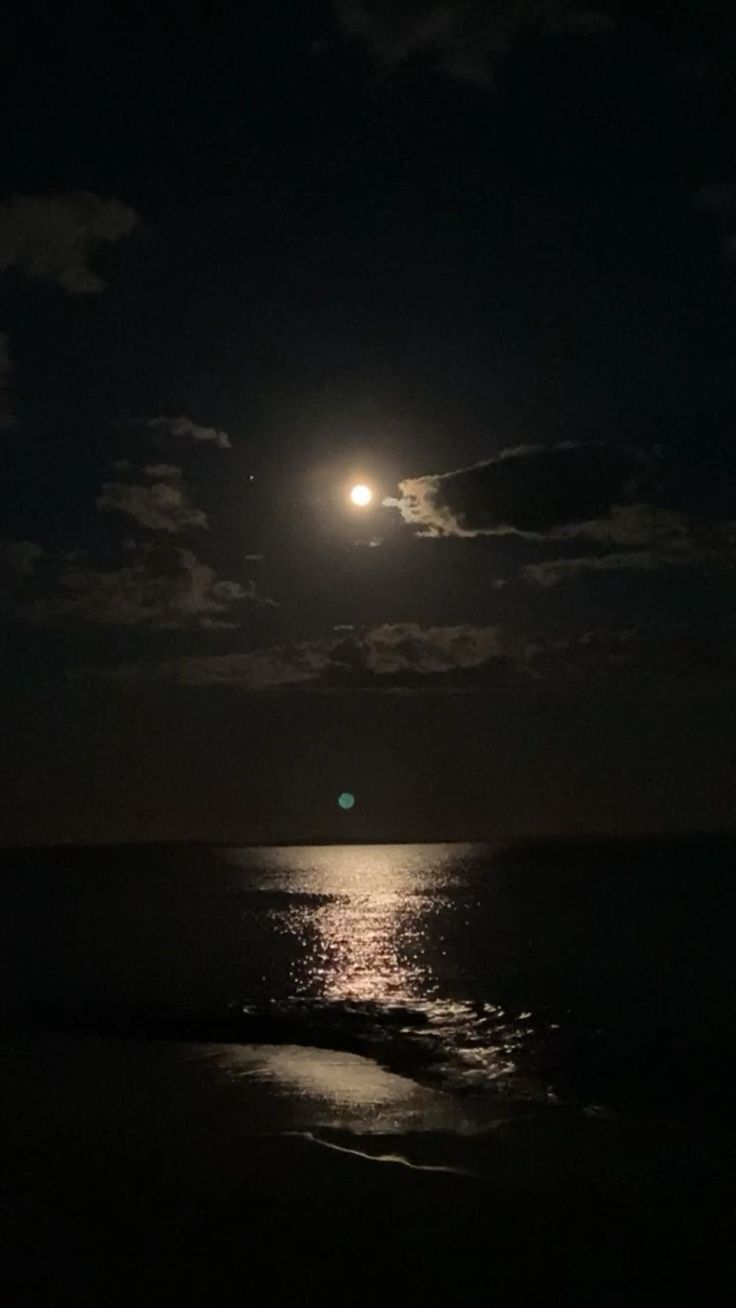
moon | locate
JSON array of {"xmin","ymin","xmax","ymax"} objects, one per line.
[{"xmin": 350, "ymin": 484, "xmax": 372, "ymax": 507}]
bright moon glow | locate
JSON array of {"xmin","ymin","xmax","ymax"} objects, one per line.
[{"xmin": 350, "ymin": 484, "xmax": 372, "ymax": 507}]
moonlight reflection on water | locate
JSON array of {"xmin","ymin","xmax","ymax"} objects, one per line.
[
  {"xmin": 256, "ymin": 844, "xmax": 462, "ymax": 1003},
  {"xmin": 222, "ymin": 844, "xmax": 536, "ymax": 1096}
]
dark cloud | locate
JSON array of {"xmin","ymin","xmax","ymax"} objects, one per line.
[
  {"xmin": 559, "ymin": 502, "xmax": 691, "ymax": 548},
  {"xmin": 212, "ymin": 578, "xmax": 278, "ymax": 608},
  {"xmin": 694, "ymin": 182, "xmax": 736, "ymax": 257},
  {"xmin": 694, "ymin": 183, "xmax": 736, "ymax": 216},
  {"xmin": 52, "ymin": 549, "xmax": 228, "ymax": 629},
  {"xmin": 525, "ymin": 551, "xmax": 665, "ymax": 586},
  {"xmin": 0, "ymin": 192, "xmax": 139, "ymax": 294},
  {"xmin": 0, "ymin": 332, "xmax": 14, "ymax": 430},
  {"xmin": 525, "ymin": 521, "xmax": 736, "ymax": 586},
  {"xmin": 147, "ymin": 415, "xmax": 232, "ymax": 451},
  {"xmin": 364, "ymin": 621, "xmax": 513, "ymax": 674},
  {"xmin": 101, "ymin": 616, "xmax": 736, "ymax": 692},
  {"xmin": 0, "ymin": 538, "xmax": 43, "ymax": 582},
  {"xmin": 386, "ymin": 443, "xmax": 646, "ymax": 538},
  {"xmin": 97, "ymin": 472, "xmax": 208, "ymax": 533},
  {"xmin": 0, "ymin": 541, "xmax": 274, "ymax": 630},
  {"xmin": 529, "ymin": 623, "xmax": 736, "ymax": 686},
  {"xmin": 143, "ymin": 463, "xmax": 183, "ymax": 479},
  {"xmin": 332, "ymin": 1, "xmax": 614, "ymax": 82},
  {"xmin": 104, "ymin": 622, "xmax": 521, "ymax": 690},
  {"xmin": 386, "ymin": 445, "xmax": 736, "ymax": 587}
]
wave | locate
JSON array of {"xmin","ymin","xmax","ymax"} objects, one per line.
[
  {"xmin": 7, "ymin": 994, "xmax": 733, "ymax": 1122},
  {"xmin": 5, "ymin": 996, "xmax": 573, "ymax": 1101}
]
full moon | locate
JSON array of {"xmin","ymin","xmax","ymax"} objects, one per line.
[{"xmin": 350, "ymin": 484, "xmax": 372, "ymax": 507}]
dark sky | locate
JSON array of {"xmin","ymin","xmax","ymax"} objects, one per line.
[{"xmin": 2, "ymin": 0, "xmax": 736, "ymax": 844}]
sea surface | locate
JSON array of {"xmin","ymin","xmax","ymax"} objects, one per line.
[{"xmin": 1, "ymin": 838, "xmax": 735, "ymax": 1301}]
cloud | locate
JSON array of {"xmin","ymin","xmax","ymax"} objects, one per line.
[
  {"xmin": 213, "ymin": 578, "xmax": 278, "ymax": 607},
  {"xmin": 528, "ymin": 624, "xmax": 736, "ymax": 686},
  {"xmin": 331, "ymin": 1, "xmax": 614, "ymax": 82},
  {"xmin": 143, "ymin": 463, "xmax": 183, "ymax": 479},
  {"xmin": 147, "ymin": 415, "xmax": 232, "ymax": 450},
  {"xmin": 0, "ymin": 192, "xmax": 139, "ymax": 294},
  {"xmin": 53, "ymin": 549, "xmax": 228, "ymax": 628},
  {"xmin": 364, "ymin": 621, "xmax": 509, "ymax": 673},
  {"xmin": 0, "ymin": 538, "xmax": 43, "ymax": 582},
  {"xmin": 97, "ymin": 474, "xmax": 208, "ymax": 533},
  {"xmin": 524, "ymin": 512, "xmax": 736, "ymax": 585},
  {"xmin": 558, "ymin": 502, "xmax": 692, "ymax": 548},
  {"xmin": 110, "ymin": 622, "xmax": 525, "ymax": 690},
  {"xmin": 524, "ymin": 551, "xmax": 663, "ymax": 586},
  {"xmin": 694, "ymin": 183, "xmax": 736, "ymax": 216},
  {"xmin": 102, "ymin": 616, "xmax": 736, "ymax": 692},
  {"xmin": 1, "ymin": 541, "xmax": 274, "ymax": 630},
  {"xmin": 694, "ymin": 182, "xmax": 736, "ymax": 257},
  {"xmin": 386, "ymin": 443, "xmax": 646, "ymax": 538},
  {"xmin": 0, "ymin": 332, "xmax": 14, "ymax": 430},
  {"xmin": 386, "ymin": 445, "xmax": 736, "ymax": 585}
]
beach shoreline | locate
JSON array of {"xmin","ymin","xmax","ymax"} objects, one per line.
[{"xmin": 1, "ymin": 1035, "xmax": 733, "ymax": 1303}]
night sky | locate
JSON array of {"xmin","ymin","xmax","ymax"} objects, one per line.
[{"xmin": 2, "ymin": 0, "xmax": 736, "ymax": 844}]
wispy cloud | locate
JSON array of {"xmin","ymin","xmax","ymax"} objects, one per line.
[
  {"xmin": 524, "ymin": 522, "xmax": 736, "ymax": 587},
  {"xmin": 147, "ymin": 415, "xmax": 232, "ymax": 450},
  {"xmin": 0, "ymin": 192, "xmax": 140, "ymax": 294},
  {"xmin": 524, "ymin": 551, "xmax": 663, "ymax": 586},
  {"xmin": 332, "ymin": 1, "xmax": 614, "ymax": 83}
]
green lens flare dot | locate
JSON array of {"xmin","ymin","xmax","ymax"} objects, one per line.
[{"xmin": 338, "ymin": 792, "xmax": 356, "ymax": 811}]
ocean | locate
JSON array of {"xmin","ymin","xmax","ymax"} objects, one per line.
[{"xmin": 1, "ymin": 838, "xmax": 735, "ymax": 1301}]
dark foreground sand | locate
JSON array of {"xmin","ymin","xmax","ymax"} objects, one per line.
[{"xmin": 0, "ymin": 1037, "xmax": 734, "ymax": 1304}]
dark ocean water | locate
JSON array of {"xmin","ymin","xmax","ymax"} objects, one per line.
[{"xmin": 1, "ymin": 837, "xmax": 735, "ymax": 1117}]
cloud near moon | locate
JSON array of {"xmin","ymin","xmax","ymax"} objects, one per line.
[{"xmin": 384, "ymin": 443, "xmax": 647, "ymax": 539}]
